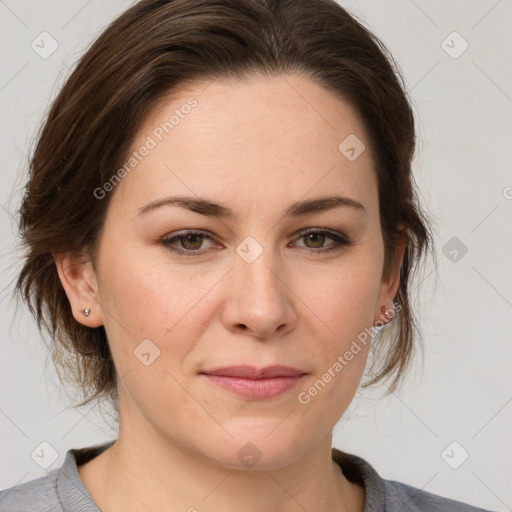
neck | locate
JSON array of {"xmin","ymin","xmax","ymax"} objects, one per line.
[{"xmin": 77, "ymin": 399, "xmax": 364, "ymax": 512}]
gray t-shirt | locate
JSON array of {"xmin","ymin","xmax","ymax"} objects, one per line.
[{"xmin": 0, "ymin": 441, "xmax": 495, "ymax": 511}]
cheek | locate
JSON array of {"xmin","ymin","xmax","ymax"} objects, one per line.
[
  {"xmin": 99, "ymin": 247, "xmax": 201, "ymax": 328},
  {"xmin": 294, "ymin": 331, "xmax": 370, "ymax": 441},
  {"xmin": 302, "ymin": 254, "xmax": 382, "ymax": 340},
  {"xmin": 96, "ymin": 246, "xmax": 224, "ymax": 376}
]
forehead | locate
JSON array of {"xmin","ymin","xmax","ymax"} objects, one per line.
[{"xmin": 110, "ymin": 73, "xmax": 377, "ymax": 218}]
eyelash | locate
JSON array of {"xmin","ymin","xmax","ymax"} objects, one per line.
[{"xmin": 159, "ymin": 228, "xmax": 352, "ymax": 257}]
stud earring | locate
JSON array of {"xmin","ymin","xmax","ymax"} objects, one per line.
[
  {"xmin": 374, "ymin": 305, "xmax": 394, "ymax": 327},
  {"xmin": 82, "ymin": 308, "xmax": 91, "ymax": 317},
  {"xmin": 382, "ymin": 304, "xmax": 395, "ymax": 320}
]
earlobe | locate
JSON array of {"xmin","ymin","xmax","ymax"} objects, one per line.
[
  {"xmin": 373, "ymin": 227, "xmax": 407, "ymax": 326},
  {"xmin": 52, "ymin": 251, "xmax": 103, "ymax": 327}
]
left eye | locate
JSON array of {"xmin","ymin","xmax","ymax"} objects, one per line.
[
  {"xmin": 160, "ymin": 229, "xmax": 351, "ymax": 256},
  {"xmin": 161, "ymin": 231, "xmax": 215, "ymax": 253}
]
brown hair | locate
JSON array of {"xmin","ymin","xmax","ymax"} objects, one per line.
[{"xmin": 15, "ymin": 0, "xmax": 436, "ymax": 412}]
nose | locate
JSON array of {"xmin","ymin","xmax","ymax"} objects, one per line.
[{"xmin": 221, "ymin": 247, "xmax": 298, "ymax": 339}]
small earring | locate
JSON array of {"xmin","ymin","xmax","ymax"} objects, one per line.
[
  {"xmin": 382, "ymin": 305, "xmax": 395, "ymax": 320},
  {"xmin": 82, "ymin": 308, "xmax": 91, "ymax": 317},
  {"xmin": 374, "ymin": 305, "xmax": 394, "ymax": 327}
]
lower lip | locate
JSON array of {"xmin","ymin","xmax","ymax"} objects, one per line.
[{"xmin": 202, "ymin": 374, "xmax": 305, "ymax": 399}]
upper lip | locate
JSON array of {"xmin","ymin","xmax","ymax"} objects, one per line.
[{"xmin": 200, "ymin": 365, "xmax": 306, "ymax": 379}]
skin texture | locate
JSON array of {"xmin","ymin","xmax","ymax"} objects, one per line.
[{"xmin": 55, "ymin": 73, "xmax": 405, "ymax": 512}]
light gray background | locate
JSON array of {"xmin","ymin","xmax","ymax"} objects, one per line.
[{"xmin": 1, "ymin": 1, "xmax": 511, "ymax": 510}]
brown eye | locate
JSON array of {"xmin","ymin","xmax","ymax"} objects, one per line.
[
  {"xmin": 293, "ymin": 229, "xmax": 352, "ymax": 255},
  {"xmin": 160, "ymin": 230, "xmax": 217, "ymax": 256},
  {"xmin": 303, "ymin": 232, "xmax": 327, "ymax": 249},
  {"xmin": 180, "ymin": 234, "xmax": 204, "ymax": 250}
]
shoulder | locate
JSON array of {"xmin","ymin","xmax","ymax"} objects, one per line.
[
  {"xmin": 331, "ymin": 447, "xmax": 497, "ymax": 512},
  {"xmin": 383, "ymin": 478, "xmax": 496, "ymax": 512},
  {"xmin": 0, "ymin": 441, "xmax": 113, "ymax": 512},
  {"xmin": 0, "ymin": 469, "xmax": 62, "ymax": 512}
]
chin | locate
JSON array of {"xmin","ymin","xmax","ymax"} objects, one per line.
[{"xmin": 194, "ymin": 425, "xmax": 310, "ymax": 471}]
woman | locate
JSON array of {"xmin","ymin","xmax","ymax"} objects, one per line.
[{"xmin": 0, "ymin": 0, "xmax": 495, "ymax": 510}]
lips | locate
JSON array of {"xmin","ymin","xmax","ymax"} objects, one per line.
[
  {"xmin": 200, "ymin": 365, "xmax": 306, "ymax": 379},
  {"xmin": 200, "ymin": 365, "xmax": 307, "ymax": 399}
]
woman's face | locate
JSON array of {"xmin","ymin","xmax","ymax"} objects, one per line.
[{"xmin": 71, "ymin": 74, "xmax": 402, "ymax": 468}]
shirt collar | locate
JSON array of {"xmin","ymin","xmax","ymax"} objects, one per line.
[{"xmin": 56, "ymin": 441, "xmax": 384, "ymax": 511}]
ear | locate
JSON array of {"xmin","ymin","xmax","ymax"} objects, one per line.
[
  {"xmin": 373, "ymin": 226, "xmax": 407, "ymax": 325},
  {"xmin": 53, "ymin": 251, "xmax": 104, "ymax": 327}
]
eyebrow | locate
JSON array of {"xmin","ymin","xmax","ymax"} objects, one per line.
[{"xmin": 137, "ymin": 195, "xmax": 366, "ymax": 218}]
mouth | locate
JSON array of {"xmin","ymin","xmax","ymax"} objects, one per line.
[{"xmin": 199, "ymin": 365, "xmax": 307, "ymax": 399}]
